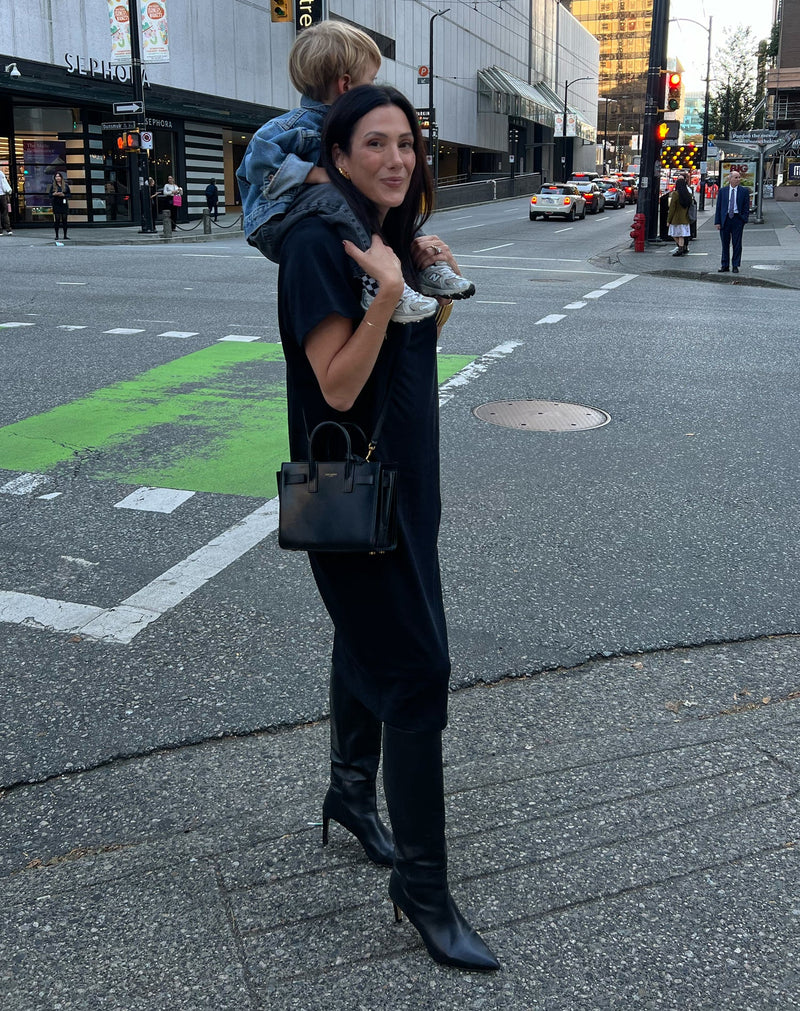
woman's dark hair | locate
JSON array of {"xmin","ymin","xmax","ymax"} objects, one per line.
[
  {"xmin": 321, "ymin": 84, "xmax": 434, "ymax": 280},
  {"xmin": 675, "ymin": 175, "xmax": 691, "ymax": 208}
]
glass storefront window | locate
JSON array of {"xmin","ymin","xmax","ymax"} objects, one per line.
[{"xmin": 14, "ymin": 107, "xmax": 76, "ymax": 222}]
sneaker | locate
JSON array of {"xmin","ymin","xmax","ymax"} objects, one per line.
[
  {"xmin": 418, "ymin": 262, "xmax": 476, "ymax": 300},
  {"xmin": 361, "ymin": 274, "xmax": 438, "ymax": 324}
]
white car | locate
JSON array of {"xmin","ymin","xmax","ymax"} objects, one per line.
[{"xmin": 529, "ymin": 184, "xmax": 587, "ymax": 221}]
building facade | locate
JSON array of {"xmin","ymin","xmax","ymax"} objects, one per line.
[
  {"xmin": 562, "ymin": 0, "xmax": 653, "ymax": 163},
  {"xmin": 0, "ymin": 0, "xmax": 598, "ymax": 230}
]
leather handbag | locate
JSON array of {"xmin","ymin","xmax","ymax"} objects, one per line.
[{"xmin": 277, "ymin": 421, "xmax": 398, "ymax": 553}]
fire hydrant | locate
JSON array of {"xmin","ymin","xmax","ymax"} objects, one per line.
[{"xmin": 630, "ymin": 212, "xmax": 645, "ymax": 253}]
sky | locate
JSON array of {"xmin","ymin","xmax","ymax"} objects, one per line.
[{"xmin": 667, "ymin": 0, "xmax": 775, "ymax": 93}]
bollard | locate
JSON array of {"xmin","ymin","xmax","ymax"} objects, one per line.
[
  {"xmin": 202, "ymin": 207, "xmax": 211, "ymax": 234},
  {"xmin": 162, "ymin": 208, "xmax": 172, "ymax": 240},
  {"xmin": 630, "ymin": 211, "xmax": 645, "ymax": 253}
]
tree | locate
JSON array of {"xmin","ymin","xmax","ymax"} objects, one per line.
[{"xmin": 708, "ymin": 24, "xmax": 762, "ymax": 136}]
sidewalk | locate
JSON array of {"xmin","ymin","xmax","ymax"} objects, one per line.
[
  {"xmin": 1, "ymin": 213, "xmax": 244, "ymax": 247},
  {"xmin": 2, "ymin": 636, "xmax": 798, "ymax": 1010},
  {"xmin": 598, "ymin": 196, "xmax": 800, "ymax": 290}
]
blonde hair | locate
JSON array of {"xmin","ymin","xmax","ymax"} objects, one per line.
[{"xmin": 289, "ymin": 21, "xmax": 381, "ymax": 102}]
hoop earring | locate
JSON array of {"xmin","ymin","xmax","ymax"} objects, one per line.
[{"xmin": 338, "ymin": 167, "xmax": 350, "ymax": 180}]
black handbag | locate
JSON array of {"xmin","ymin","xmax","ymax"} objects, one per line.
[{"xmin": 277, "ymin": 420, "xmax": 398, "ymax": 553}]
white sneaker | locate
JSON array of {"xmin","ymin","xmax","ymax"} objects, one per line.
[
  {"xmin": 361, "ymin": 275, "xmax": 438, "ymax": 324},
  {"xmin": 418, "ymin": 262, "xmax": 476, "ymax": 299}
]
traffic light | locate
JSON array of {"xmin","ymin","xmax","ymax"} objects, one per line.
[
  {"xmin": 667, "ymin": 72, "xmax": 682, "ymax": 112},
  {"xmin": 271, "ymin": 0, "xmax": 292, "ymax": 21},
  {"xmin": 656, "ymin": 121, "xmax": 680, "ymax": 142},
  {"xmin": 117, "ymin": 132, "xmax": 141, "ymax": 150}
]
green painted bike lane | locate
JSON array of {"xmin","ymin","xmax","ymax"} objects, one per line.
[{"xmin": 0, "ymin": 343, "xmax": 474, "ymax": 498}]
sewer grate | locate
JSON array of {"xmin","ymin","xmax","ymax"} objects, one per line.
[{"xmin": 473, "ymin": 399, "xmax": 611, "ymax": 432}]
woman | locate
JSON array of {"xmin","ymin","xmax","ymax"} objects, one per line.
[
  {"xmin": 162, "ymin": 175, "xmax": 182, "ymax": 218},
  {"xmin": 667, "ymin": 174, "xmax": 692, "ymax": 256},
  {"xmin": 49, "ymin": 172, "xmax": 71, "ymax": 240},
  {"xmin": 277, "ymin": 84, "xmax": 500, "ymax": 972}
]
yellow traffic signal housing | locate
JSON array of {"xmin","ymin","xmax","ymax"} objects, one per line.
[{"xmin": 271, "ymin": 0, "xmax": 293, "ymax": 21}]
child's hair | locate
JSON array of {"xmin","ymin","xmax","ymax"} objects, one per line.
[{"xmin": 289, "ymin": 21, "xmax": 381, "ymax": 102}]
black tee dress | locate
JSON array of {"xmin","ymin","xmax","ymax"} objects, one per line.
[{"xmin": 278, "ymin": 217, "xmax": 450, "ymax": 732}]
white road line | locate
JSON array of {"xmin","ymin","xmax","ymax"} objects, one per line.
[
  {"xmin": 104, "ymin": 328, "xmax": 147, "ymax": 335},
  {"xmin": 1, "ymin": 472, "xmax": 48, "ymax": 495},
  {"xmin": 0, "ymin": 343, "xmax": 523, "ymax": 644},
  {"xmin": 583, "ymin": 290, "xmax": 609, "ymax": 299},
  {"xmin": 457, "ymin": 254, "xmax": 584, "ymax": 262},
  {"xmin": 455, "ymin": 223, "xmax": 490, "ymax": 230},
  {"xmin": 563, "ymin": 301, "xmax": 587, "ymax": 309},
  {"xmin": 0, "ymin": 322, "xmax": 35, "ymax": 328},
  {"xmin": 601, "ymin": 273, "xmax": 638, "ymax": 289},
  {"xmin": 57, "ymin": 325, "xmax": 88, "ymax": 331},
  {"xmin": 458, "ymin": 265, "xmax": 622, "ymax": 276},
  {"xmin": 438, "ymin": 340, "xmax": 523, "ymax": 408},
  {"xmin": 114, "ymin": 487, "xmax": 196, "ymax": 513},
  {"xmin": 57, "ymin": 282, "xmax": 88, "ymax": 285},
  {"xmin": 182, "ymin": 253, "xmax": 231, "ymax": 258},
  {"xmin": 219, "ymin": 334, "xmax": 261, "ymax": 342},
  {"xmin": 535, "ymin": 314, "xmax": 567, "ymax": 324},
  {"xmin": 158, "ymin": 330, "xmax": 199, "ymax": 339},
  {"xmin": 37, "ymin": 492, "xmax": 62, "ymax": 501},
  {"xmin": 476, "ymin": 300, "xmax": 517, "ymax": 304},
  {"xmin": 553, "ymin": 228, "xmax": 573, "ymax": 234},
  {"xmin": 0, "ymin": 593, "xmax": 105, "ymax": 635},
  {"xmin": 474, "ymin": 243, "xmax": 514, "ymax": 252}
]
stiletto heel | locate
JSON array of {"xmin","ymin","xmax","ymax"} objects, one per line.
[
  {"xmin": 322, "ymin": 815, "xmax": 330, "ymax": 846},
  {"xmin": 393, "ymin": 902, "xmax": 403, "ymax": 923}
]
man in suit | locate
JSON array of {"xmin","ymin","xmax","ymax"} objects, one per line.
[{"xmin": 714, "ymin": 169, "xmax": 750, "ymax": 273}]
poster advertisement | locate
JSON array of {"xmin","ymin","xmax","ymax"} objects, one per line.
[
  {"xmin": 22, "ymin": 141, "xmax": 67, "ymax": 210},
  {"xmin": 109, "ymin": 1, "xmax": 170, "ymax": 64}
]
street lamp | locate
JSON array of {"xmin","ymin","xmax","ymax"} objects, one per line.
[
  {"xmin": 615, "ymin": 122, "xmax": 623, "ymax": 170},
  {"xmin": 428, "ymin": 9, "xmax": 450, "ymax": 188},
  {"xmin": 563, "ymin": 77, "xmax": 594, "ymax": 177},
  {"xmin": 669, "ymin": 16, "xmax": 713, "ymax": 211},
  {"xmin": 601, "ymin": 98, "xmax": 618, "ymax": 171}
]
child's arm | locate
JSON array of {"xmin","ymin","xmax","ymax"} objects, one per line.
[{"xmin": 238, "ymin": 125, "xmax": 322, "ymax": 201}]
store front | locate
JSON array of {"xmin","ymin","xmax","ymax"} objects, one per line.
[{"xmin": 0, "ymin": 52, "xmax": 277, "ymax": 230}]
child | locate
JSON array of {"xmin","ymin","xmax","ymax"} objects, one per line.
[{"xmin": 237, "ymin": 21, "xmax": 475, "ymax": 323}]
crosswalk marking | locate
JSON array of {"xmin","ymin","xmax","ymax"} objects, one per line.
[
  {"xmin": 1, "ymin": 472, "xmax": 47, "ymax": 495},
  {"xmin": 114, "ymin": 487, "xmax": 195, "ymax": 513},
  {"xmin": 219, "ymin": 334, "xmax": 261, "ymax": 342},
  {"xmin": 157, "ymin": 330, "xmax": 199, "ymax": 339},
  {"xmin": 103, "ymin": 328, "xmax": 147, "ymax": 335},
  {"xmin": 0, "ymin": 322, "xmax": 35, "ymax": 328}
]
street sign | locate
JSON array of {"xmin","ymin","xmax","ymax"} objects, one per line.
[
  {"xmin": 730, "ymin": 130, "xmax": 779, "ymax": 143},
  {"xmin": 140, "ymin": 130, "xmax": 154, "ymax": 150},
  {"xmin": 113, "ymin": 101, "xmax": 144, "ymax": 115}
]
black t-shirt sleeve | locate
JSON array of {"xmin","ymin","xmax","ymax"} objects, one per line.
[{"xmin": 278, "ymin": 217, "xmax": 361, "ymax": 348}]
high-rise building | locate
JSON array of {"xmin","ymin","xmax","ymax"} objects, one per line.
[{"xmin": 562, "ymin": 0, "xmax": 654, "ymax": 164}]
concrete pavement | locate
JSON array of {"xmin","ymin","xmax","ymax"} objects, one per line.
[
  {"xmin": 2, "ymin": 198, "xmax": 800, "ymax": 1011},
  {"xmin": 598, "ymin": 195, "xmax": 800, "ymax": 290}
]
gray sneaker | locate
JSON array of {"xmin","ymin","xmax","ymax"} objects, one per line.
[
  {"xmin": 361, "ymin": 274, "xmax": 438, "ymax": 324},
  {"xmin": 418, "ymin": 262, "xmax": 476, "ymax": 300}
]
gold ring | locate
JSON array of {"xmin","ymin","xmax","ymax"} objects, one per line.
[{"xmin": 433, "ymin": 245, "xmax": 442, "ymax": 254}]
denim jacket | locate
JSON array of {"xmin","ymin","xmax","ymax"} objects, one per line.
[{"xmin": 237, "ymin": 97, "xmax": 327, "ymax": 241}]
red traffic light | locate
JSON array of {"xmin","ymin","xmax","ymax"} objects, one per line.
[
  {"xmin": 668, "ymin": 72, "xmax": 682, "ymax": 88},
  {"xmin": 667, "ymin": 72, "xmax": 682, "ymax": 111},
  {"xmin": 117, "ymin": 132, "xmax": 141, "ymax": 150}
]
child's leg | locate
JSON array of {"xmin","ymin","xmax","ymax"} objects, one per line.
[{"xmin": 416, "ymin": 235, "xmax": 476, "ymax": 300}]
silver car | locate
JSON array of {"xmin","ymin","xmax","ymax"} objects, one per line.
[{"xmin": 530, "ymin": 184, "xmax": 587, "ymax": 221}]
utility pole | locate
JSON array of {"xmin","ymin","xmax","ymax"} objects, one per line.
[
  {"xmin": 428, "ymin": 10, "xmax": 449, "ymax": 189},
  {"xmin": 636, "ymin": 0, "xmax": 670, "ymax": 241},
  {"xmin": 127, "ymin": 0, "xmax": 155, "ymax": 233}
]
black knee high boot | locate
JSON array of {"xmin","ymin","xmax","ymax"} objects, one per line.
[
  {"xmin": 322, "ymin": 666, "xmax": 394, "ymax": 866},
  {"xmin": 383, "ymin": 725, "xmax": 501, "ymax": 971}
]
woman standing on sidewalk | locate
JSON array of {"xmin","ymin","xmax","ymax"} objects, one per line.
[
  {"xmin": 48, "ymin": 172, "xmax": 70, "ymax": 241},
  {"xmin": 667, "ymin": 174, "xmax": 692, "ymax": 256},
  {"xmin": 275, "ymin": 84, "xmax": 500, "ymax": 972}
]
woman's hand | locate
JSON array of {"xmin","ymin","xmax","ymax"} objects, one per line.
[
  {"xmin": 342, "ymin": 234, "xmax": 405, "ymax": 303},
  {"xmin": 411, "ymin": 234, "xmax": 460, "ymax": 275}
]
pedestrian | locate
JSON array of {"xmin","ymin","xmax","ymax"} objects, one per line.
[
  {"xmin": 275, "ymin": 83, "xmax": 500, "ymax": 972},
  {"xmin": 667, "ymin": 173, "xmax": 692, "ymax": 256},
  {"xmin": 48, "ymin": 171, "xmax": 71, "ymax": 240},
  {"xmin": 715, "ymin": 169, "xmax": 750, "ymax": 273},
  {"xmin": 162, "ymin": 174, "xmax": 183, "ymax": 217},
  {"xmin": 0, "ymin": 166, "xmax": 12, "ymax": 235},
  {"xmin": 236, "ymin": 20, "xmax": 475, "ymax": 326},
  {"xmin": 205, "ymin": 179, "xmax": 219, "ymax": 221}
]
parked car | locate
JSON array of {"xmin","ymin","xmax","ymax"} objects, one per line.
[
  {"xmin": 597, "ymin": 178, "xmax": 626, "ymax": 209},
  {"xmin": 529, "ymin": 184, "xmax": 587, "ymax": 221},
  {"xmin": 573, "ymin": 181, "xmax": 606, "ymax": 214}
]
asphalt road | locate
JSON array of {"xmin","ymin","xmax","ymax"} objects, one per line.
[{"xmin": 1, "ymin": 198, "xmax": 797, "ymax": 787}]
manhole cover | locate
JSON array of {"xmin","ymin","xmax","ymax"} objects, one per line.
[
  {"xmin": 473, "ymin": 400, "xmax": 611, "ymax": 432},
  {"xmin": 751, "ymin": 264, "xmax": 782, "ymax": 271}
]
